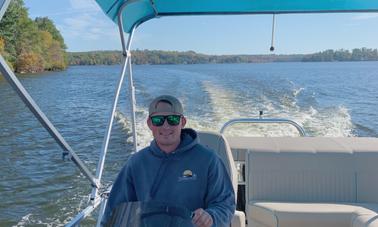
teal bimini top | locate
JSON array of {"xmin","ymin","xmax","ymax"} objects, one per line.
[{"xmin": 95, "ymin": 0, "xmax": 378, "ymax": 33}]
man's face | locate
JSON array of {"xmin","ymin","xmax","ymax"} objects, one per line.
[{"xmin": 147, "ymin": 102, "xmax": 186, "ymax": 150}]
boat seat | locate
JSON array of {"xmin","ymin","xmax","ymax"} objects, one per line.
[
  {"xmin": 242, "ymin": 137, "xmax": 378, "ymax": 227},
  {"xmin": 197, "ymin": 131, "xmax": 246, "ymax": 227},
  {"xmin": 248, "ymin": 202, "xmax": 378, "ymax": 227}
]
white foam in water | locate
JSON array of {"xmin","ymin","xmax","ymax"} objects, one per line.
[
  {"xmin": 293, "ymin": 87, "xmax": 305, "ymax": 97},
  {"xmin": 14, "ymin": 194, "xmax": 93, "ymax": 227},
  {"xmin": 198, "ymin": 81, "xmax": 354, "ymax": 137},
  {"xmin": 115, "ymin": 110, "xmax": 132, "ymax": 137},
  {"xmin": 15, "ymin": 213, "xmax": 59, "ymax": 227},
  {"xmin": 15, "ymin": 214, "xmax": 32, "ymax": 227},
  {"xmin": 115, "ymin": 80, "xmax": 354, "ymax": 150},
  {"xmin": 194, "ymin": 81, "xmax": 244, "ymax": 130},
  {"xmin": 304, "ymin": 105, "xmax": 354, "ymax": 137},
  {"xmin": 115, "ymin": 108, "xmax": 153, "ymax": 149}
]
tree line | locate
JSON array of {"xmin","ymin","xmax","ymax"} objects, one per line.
[
  {"xmin": 0, "ymin": 0, "xmax": 67, "ymax": 74},
  {"xmin": 68, "ymin": 50, "xmax": 305, "ymax": 65},
  {"xmin": 302, "ymin": 48, "xmax": 378, "ymax": 62},
  {"xmin": 68, "ymin": 48, "xmax": 378, "ymax": 66}
]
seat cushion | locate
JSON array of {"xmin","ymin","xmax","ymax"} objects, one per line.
[
  {"xmin": 197, "ymin": 131, "xmax": 238, "ymax": 195},
  {"xmin": 248, "ymin": 202, "xmax": 378, "ymax": 227},
  {"xmin": 352, "ymin": 204, "xmax": 378, "ymax": 227}
]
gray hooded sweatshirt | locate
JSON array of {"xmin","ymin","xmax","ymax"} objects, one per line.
[{"xmin": 103, "ymin": 128, "xmax": 235, "ymax": 226}]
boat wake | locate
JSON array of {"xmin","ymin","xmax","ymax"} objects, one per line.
[
  {"xmin": 200, "ymin": 81, "xmax": 354, "ymax": 137},
  {"xmin": 115, "ymin": 80, "xmax": 354, "ymax": 141},
  {"xmin": 14, "ymin": 194, "xmax": 92, "ymax": 227},
  {"xmin": 115, "ymin": 109, "xmax": 153, "ymax": 149}
]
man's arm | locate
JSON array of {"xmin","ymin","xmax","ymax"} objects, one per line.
[{"xmin": 204, "ymin": 156, "xmax": 236, "ymax": 227}]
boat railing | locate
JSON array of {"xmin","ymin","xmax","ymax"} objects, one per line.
[{"xmin": 220, "ymin": 118, "xmax": 307, "ymax": 137}]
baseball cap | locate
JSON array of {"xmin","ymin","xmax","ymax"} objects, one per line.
[{"xmin": 148, "ymin": 95, "xmax": 183, "ymax": 116}]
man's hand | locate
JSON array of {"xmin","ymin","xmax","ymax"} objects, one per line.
[{"xmin": 192, "ymin": 208, "xmax": 213, "ymax": 227}]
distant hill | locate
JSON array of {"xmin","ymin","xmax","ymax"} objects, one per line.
[
  {"xmin": 302, "ymin": 48, "xmax": 378, "ymax": 62},
  {"xmin": 68, "ymin": 50, "xmax": 304, "ymax": 65},
  {"xmin": 68, "ymin": 48, "xmax": 378, "ymax": 66}
]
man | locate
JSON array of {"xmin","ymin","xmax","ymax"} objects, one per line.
[{"xmin": 102, "ymin": 95, "xmax": 235, "ymax": 227}]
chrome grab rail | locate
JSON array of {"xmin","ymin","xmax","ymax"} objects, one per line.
[{"xmin": 220, "ymin": 118, "xmax": 306, "ymax": 136}]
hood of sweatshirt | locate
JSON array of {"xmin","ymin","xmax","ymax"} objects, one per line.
[{"xmin": 149, "ymin": 128, "xmax": 198, "ymax": 158}]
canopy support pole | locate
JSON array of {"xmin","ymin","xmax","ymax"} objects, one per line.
[
  {"xmin": 127, "ymin": 51, "xmax": 138, "ymax": 152},
  {"xmin": 88, "ymin": 3, "xmax": 139, "ymax": 224},
  {"xmin": 118, "ymin": 2, "xmax": 138, "ymax": 152},
  {"xmin": 0, "ymin": 0, "xmax": 11, "ymax": 21},
  {"xmin": 90, "ymin": 26, "xmax": 136, "ymax": 202}
]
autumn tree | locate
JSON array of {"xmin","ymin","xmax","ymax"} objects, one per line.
[
  {"xmin": 0, "ymin": 0, "xmax": 25, "ymax": 67},
  {"xmin": 0, "ymin": 0, "xmax": 67, "ymax": 73},
  {"xmin": 16, "ymin": 52, "xmax": 44, "ymax": 73}
]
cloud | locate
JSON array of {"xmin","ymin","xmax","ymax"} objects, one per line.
[
  {"xmin": 29, "ymin": 0, "xmax": 101, "ymax": 18},
  {"xmin": 50, "ymin": 0, "xmax": 148, "ymax": 51},
  {"xmin": 352, "ymin": 13, "xmax": 378, "ymax": 20},
  {"xmin": 69, "ymin": 0, "xmax": 101, "ymax": 11},
  {"xmin": 63, "ymin": 0, "xmax": 118, "ymax": 40},
  {"xmin": 54, "ymin": 0, "xmax": 121, "ymax": 51},
  {"xmin": 59, "ymin": 13, "xmax": 118, "ymax": 41}
]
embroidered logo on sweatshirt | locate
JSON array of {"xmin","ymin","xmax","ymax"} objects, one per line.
[{"xmin": 178, "ymin": 169, "xmax": 197, "ymax": 182}]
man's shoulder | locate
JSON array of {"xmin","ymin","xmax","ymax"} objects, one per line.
[{"xmin": 126, "ymin": 146, "xmax": 151, "ymax": 164}]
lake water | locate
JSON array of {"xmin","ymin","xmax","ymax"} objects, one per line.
[{"xmin": 1, "ymin": 62, "xmax": 378, "ymax": 226}]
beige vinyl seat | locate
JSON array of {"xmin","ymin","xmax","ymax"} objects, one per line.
[
  {"xmin": 239, "ymin": 137, "xmax": 378, "ymax": 227},
  {"xmin": 198, "ymin": 131, "xmax": 246, "ymax": 227}
]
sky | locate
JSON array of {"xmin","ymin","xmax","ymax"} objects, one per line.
[{"xmin": 24, "ymin": 0, "xmax": 378, "ymax": 55}]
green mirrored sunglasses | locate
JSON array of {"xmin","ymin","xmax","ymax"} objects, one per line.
[{"xmin": 150, "ymin": 115, "xmax": 181, "ymax": 126}]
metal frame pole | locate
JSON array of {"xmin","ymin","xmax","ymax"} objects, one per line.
[
  {"xmin": 65, "ymin": 196, "xmax": 104, "ymax": 227},
  {"xmin": 90, "ymin": 0, "xmax": 140, "ymax": 202},
  {"xmin": 118, "ymin": 1, "xmax": 138, "ymax": 152},
  {"xmin": 95, "ymin": 195, "xmax": 108, "ymax": 227},
  {"xmin": 0, "ymin": 0, "xmax": 11, "ymax": 20},
  {"xmin": 90, "ymin": 27, "xmax": 136, "ymax": 201},
  {"xmin": 68, "ymin": 1, "xmax": 141, "ymax": 225},
  {"xmin": 0, "ymin": 55, "xmax": 99, "ymax": 188},
  {"xmin": 89, "ymin": 2, "xmax": 140, "ymax": 222},
  {"xmin": 127, "ymin": 54, "xmax": 138, "ymax": 152}
]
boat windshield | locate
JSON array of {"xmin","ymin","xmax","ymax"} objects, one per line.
[{"xmin": 103, "ymin": 201, "xmax": 194, "ymax": 227}]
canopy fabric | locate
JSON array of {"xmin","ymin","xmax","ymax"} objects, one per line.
[{"xmin": 96, "ymin": 0, "xmax": 378, "ymax": 33}]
